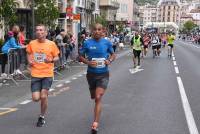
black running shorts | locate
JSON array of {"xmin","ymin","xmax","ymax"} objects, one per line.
[{"xmin": 86, "ymin": 72, "xmax": 109, "ymax": 99}]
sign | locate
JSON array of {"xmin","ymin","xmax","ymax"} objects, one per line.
[
  {"xmin": 73, "ymin": 14, "xmax": 81, "ymax": 23},
  {"xmin": 66, "ymin": 6, "xmax": 73, "ymax": 17}
]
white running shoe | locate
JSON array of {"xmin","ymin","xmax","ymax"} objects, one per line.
[
  {"xmin": 16, "ymin": 69, "xmax": 22, "ymax": 74},
  {"xmin": 1, "ymin": 73, "xmax": 7, "ymax": 78}
]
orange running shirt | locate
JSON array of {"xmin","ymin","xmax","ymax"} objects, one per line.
[{"xmin": 26, "ymin": 39, "xmax": 59, "ymax": 78}]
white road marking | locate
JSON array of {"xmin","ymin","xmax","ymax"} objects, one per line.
[
  {"xmin": 172, "ymin": 51, "xmax": 175, "ymax": 57},
  {"xmin": 56, "ymin": 84, "xmax": 63, "ymax": 88},
  {"xmin": 0, "ymin": 108, "xmax": 15, "ymax": 110},
  {"xmin": 65, "ymin": 81, "xmax": 71, "ymax": 84},
  {"xmin": 72, "ymin": 77, "xmax": 77, "ymax": 80},
  {"xmin": 77, "ymin": 74, "xmax": 83, "ymax": 77},
  {"xmin": 172, "ymin": 57, "xmax": 176, "ymax": 61},
  {"xmin": 175, "ymin": 66, "xmax": 179, "ymax": 74},
  {"xmin": 49, "ymin": 88, "xmax": 56, "ymax": 92},
  {"xmin": 20, "ymin": 100, "xmax": 32, "ymax": 105},
  {"xmin": 173, "ymin": 61, "xmax": 177, "ymax": 66},
  {"xmin": 129, "ymin": 68, "xmax": 144, "ymax": 74},
  {"xmin": 177, "ymin": 77, "xmax": 199, "ymax": 134}
]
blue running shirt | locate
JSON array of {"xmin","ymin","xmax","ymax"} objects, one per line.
[{"xmin": 80, "ymin": 38, "xmax": 114, "ymax": 73}]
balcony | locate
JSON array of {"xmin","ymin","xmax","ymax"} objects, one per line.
[
  {"xmin": 100, "ymin": 0, "xmax": 120, "ymax": 10},
  {"xmin": 85, "ymin": 0, "xmax": 95, "ymax": 11}
]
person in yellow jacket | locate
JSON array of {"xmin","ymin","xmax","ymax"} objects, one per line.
[
  {"xmin": 131, "ymin": 32, "xmax": 144, "ymax": 68},
  {"xmin": 167, "ymin": 32, "xmax": 176, "ymax": 58}
]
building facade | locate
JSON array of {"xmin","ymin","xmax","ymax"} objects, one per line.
[
  {"xmin": 99, "ymin": 0, "xmax": 120, "ymax": 21},
  {"xmin": 116, "ymin": 0, "xmax": 133, "ymax": 23},
  {"xmin": 99, "ymin": 0, "xmax": 120, "ymax": 32},
  {"xmin": 157, "ymin": 0, "xmax": 181, "ymax": 25},
  {"xmin": 139, "ymin": 4, "xmax": 158, "ymax": 26}
]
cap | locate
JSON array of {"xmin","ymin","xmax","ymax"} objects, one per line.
[{"xmin": 8, "ymin": 31, "xmax": 14, "ymax": 37}]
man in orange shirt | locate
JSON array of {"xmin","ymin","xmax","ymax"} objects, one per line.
[{"xmin": 26, "ymin": 24, "xmax": 59, "ymax": 127}]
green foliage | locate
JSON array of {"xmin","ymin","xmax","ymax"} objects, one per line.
[
  {"xmin": 0, "ymin": 38, "xmax": 4, "ymax": 47},
  {"xmin": 116, "ymin": 22, "xmax": 124, "ymax": 33},
  {"xmin": 135, "ymin": 0, "xmax": 159, "ymax": 5},
  {"xmin": 0, "ymin": 0, "xmax": 18, "ymax": 30},
  {"xmin": 95, "ymin": 14, "xmax": 108, "ymax": 27},
  {"xmin": 34, "ymin": 0, "xmax": 59, "ymax": 29},
  {"xmin": 183, "ymin": 20, "xmax": 197, "ymax": 33}
]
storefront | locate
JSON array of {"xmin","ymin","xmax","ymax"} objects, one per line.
[{"xmin": 16, "ymin": 8, "xmax": 32, "ymax": 39}]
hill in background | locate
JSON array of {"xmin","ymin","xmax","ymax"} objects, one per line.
[{"xmin": 135, "ymin": 0, "xmax": 192, "ymax": 5}]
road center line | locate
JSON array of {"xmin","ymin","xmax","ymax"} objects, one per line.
[
  {"xmin": 172, "ymin": 52, "xmax": 175, "ymax": 57},
  {"xmin": 175, "ymin": 66, "xmax": 179, "ymax": 74},
  {"xmin": 20, "ymin": 100, "xmax": 32, "ymax": 105},
  {"xmin": 172, "ymin": 57, "xmax": 176, "ymax": 61},
  {"xmin": 177, "ymin": 77, "xmax": 199, "ymax": 134},
  {"xmin": 173, "ymin": 61, "xmax": 177, "ymax": 66}
]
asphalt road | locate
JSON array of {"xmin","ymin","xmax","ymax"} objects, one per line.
[{"xmin": 0, "ymin": 42, "xmax": 199, "ymax": 134}]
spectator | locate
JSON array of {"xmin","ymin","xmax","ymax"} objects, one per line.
[
  {"xmin": 1, "ymin": 31, "xmax": 22, "ymax": 77},
  {"xmin": 111, "ymin": 32, "xmax": 119, "ymax": 52},
  {"xmin": 19, "ymin": 26, "xmax": 25, "ymax": 46}
]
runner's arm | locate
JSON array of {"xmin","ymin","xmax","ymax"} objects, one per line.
[
  {"xmin": 140, "ymin": 38, "xmax": 144, "ymax": 46},
  {"xmin": 131, "ymin": 37, "xmax": 134, "ymax": 46},
  {"xmin": 105, "ymin": 41, "xmax": 116, "ymax": 65}
]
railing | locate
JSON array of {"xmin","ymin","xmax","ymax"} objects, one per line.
[
  {"xmin": 100, "ymin": 0, "xmax": 120, "ymax": 9},
  {"xmin": 0, "ymin": 43, "xmax": 76, "ymax": 86}
]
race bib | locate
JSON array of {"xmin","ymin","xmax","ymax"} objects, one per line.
[
  {"xmin": 92, "ymin": 58, "xmax": 106, "ymax": 68},
  {"xmin": 34, "ymin": 53, "xmax": 46, "ymax": 63}
]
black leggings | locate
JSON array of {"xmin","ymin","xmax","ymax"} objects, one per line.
[
  {"xmin": 1, "ymin": 54, "xmax": 7, "ymax": 73},
  {"xmin": 113, "ymin": 45, "xmax": 117, "ymax": 52}
]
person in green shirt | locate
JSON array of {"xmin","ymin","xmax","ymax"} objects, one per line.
[{"xmin": 131, "ymin": 32, "xmax": 144, "ymax": 68}]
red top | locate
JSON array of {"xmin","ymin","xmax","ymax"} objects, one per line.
[{"xmin": 19, "ymin": 32, "xmax": 25, "ymax": 46}]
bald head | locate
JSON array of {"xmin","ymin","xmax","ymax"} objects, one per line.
[
  {"xmin": 92, "ymin": 23, "xmax": 103, "ymax": 31},
  {"xmin": 92, "ymin": 23, "xmax": 103, "ymax": 40}
]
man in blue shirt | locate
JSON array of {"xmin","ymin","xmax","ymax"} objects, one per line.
[{"xmin": 79, "ymin": 23, "xmax": 116, "ymax": 133}]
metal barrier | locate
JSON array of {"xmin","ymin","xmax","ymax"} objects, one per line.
[
  {"xmin": 1, "ymin": 43, "xmax": 77, "ymax": 86},
  {"xmin": 54, "ymin": 43, "xmax": 69, "ymax": 75},
  {"xmin": 0, "ymin": 53, "xmax": 6, "ymax": 77},
  {"xmin": 7, "ymin": 48, "xmax": 28, "ymax": 85}
]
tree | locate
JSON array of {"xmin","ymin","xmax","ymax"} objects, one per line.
[
  {"xmin": 0, "ymin": 0, "xmax": 18, "ymax": 31},
  {"xmin": 95, "ymin": 14, "xmax": 108, "ymax": 27},
  {"xmin": 183, "ymin": 20, "xmax": 197, "ymax": 33},
  {"xmin": 34, "ymin": 0, "xmax": 59, "ymax": 29}
]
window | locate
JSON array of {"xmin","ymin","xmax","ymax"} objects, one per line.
[
  {"xmin": 168, "ymin": 6, "xmax": 170, "ymax": 10},
  {"xmin": 120, "ymin": 4, "xmax": 128, "ymax": 13},
  {"xmin": 168, "ymin": 17, "xmax": 170, "ymax": 21},
  {"xmin": 78, "ymin": 0, "xmax": 80, "ymax": 5}
]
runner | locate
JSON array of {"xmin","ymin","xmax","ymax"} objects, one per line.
[
  {"xmin": 26, "ymin": 24, "xmax": 59, "ymax": 127},
  {"xmin": 151, "ymin": 33, "xmax": 161, "ymax": 58},
  {"xmin": 142, "ymin": 33, "xmax": 151, "ymax": 56},
  {"xmin": 131, "ymin": 32, "xmax": 144, "ymax": 68},
  {"xmin": 79, "ymin": 23, "xmax": 116, "ymax": 134},
  {"xmin": 167, "ymin": 32, "xmax": 175, "ymax": 58}
]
